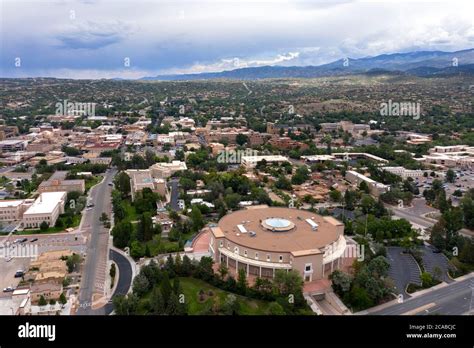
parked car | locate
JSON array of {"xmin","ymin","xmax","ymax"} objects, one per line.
[
  {"xmin": 14, "ymin": 270, "xmax": 24, "ymax": 278},
  {"xmin": 19, "ymin": 238, "xmax": 28, "ymax": 243},
  {"xmin": 30, "ymin": 238, "xmax": 38, "ymax": 243},
  {"xmin": 3, "ymin": 286, "xmax": 15, "ymax": 292},
  {"xmin": 5, "ymin": 256, "xmax": 12, "ymax": 262}
]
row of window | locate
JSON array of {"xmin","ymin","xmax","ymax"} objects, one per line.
[{"xmin": 220, "ymin": 240, "xmax": 284, "ymax": 263}]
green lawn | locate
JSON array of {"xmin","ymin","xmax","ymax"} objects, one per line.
[
  {"xmin": 122, "ymin": 201, "xmax": 138, "ymax": 223},
  {"xmin": 85, "ymin": 175, "xmax": 103, "ymax": 192},
  {"xmin": 15, "ymin": 214, "xmax": 81, "ymax": 235},
  {"xmin": 179, "ymin": 277, "xmax": 272, "ymax": 315}
]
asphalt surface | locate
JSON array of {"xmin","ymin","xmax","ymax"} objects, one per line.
[
  {"xmin": 370, "ymin": 276, "xmax": 474, "ymax": 315},
  {"xmin": 77, "ymin": 169, "xmax": 117, "ymax": 315},
  {"xmin": 387, "ymin": 247, "xmax": 422, "ymax": 298},
  {"xmin": 168, "ymin": 178, "xmax": 180, "ymax": 211},
  {"xmin": 97, "ymin": 249, "xmax": 133, "ymax": 315},
  {"xmin": 389, "ymin": 206, "xmax": 435, "ymax": 229},
  {"xmin": 420, "ymin": 245, "xmax": 453, "ymax": 283}
]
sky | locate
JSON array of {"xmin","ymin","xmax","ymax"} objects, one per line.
[{"xmin": 1, "ymin": 0, "xmax": 473, "ymax": 79}]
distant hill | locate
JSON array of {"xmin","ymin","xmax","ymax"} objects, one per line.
[{"xmin": 142, "ymin": 48, "xmax": 474, "ymax": 80}]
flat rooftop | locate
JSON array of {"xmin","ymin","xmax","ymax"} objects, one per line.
[
  {"xmin": 217, "ymin": 207, "xmax": 342, "ymax": 253},
  {"xmin": 23, "ymin": 192, "xmax": 66, "ymax": 215},
  {"xmin": 0, "ymin": 199, "xmax": 24, "ymax": 208}
]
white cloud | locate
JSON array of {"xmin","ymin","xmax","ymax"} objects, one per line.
[{"xmin": 1, "ymin": 0, "xmax": 473, "ymax": 78}]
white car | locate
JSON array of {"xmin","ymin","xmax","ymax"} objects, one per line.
[{"xmin": 5, "ymin": 256, "xmax": 12, "ymax": 262}]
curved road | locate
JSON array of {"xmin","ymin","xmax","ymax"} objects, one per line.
[
  {"xmin": 103, "ymin": 249, "xmax": 133, "ymax": 315},
  {"xmin": 80, "ymin": 247, "xmax": 133, "ymax": 315}
]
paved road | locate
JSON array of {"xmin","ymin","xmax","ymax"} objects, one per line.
[
  {"xmin": 371, "ymin": 275, "xmax": 474, "ymax": 315},
  {"xmin": 168, "ymin": 178, "xmax": 180, "ymax": 211},
  {"xmin": 92, "ymin": 248, "xmax": 134, "ymax": 315},
  {"xmin": 77, "ymin": 169, "xmax": 117, "ymax": 315},
  {"xmin": 387, "ymin": 247, "xmax": 421, "ymax": 297},
  {"xmin": 389, "ymin": 206, "xmax": 435, "ymax": 229}
]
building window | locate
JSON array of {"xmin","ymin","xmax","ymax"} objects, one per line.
[
  {"xmin": 279, "ymin": 255, "xmax": 283, "ymax": 263},
  {"xmin": 305, "ymin": 264, "xmax": 312, "ymax": 272},
  {"xmin": 219, "ymin": 241, "xmax": 223, "ymax": 248},
  {"xmin": 267, "ymin": 254, "xmax": 271, "ymax": 262},
  {"xmin": 255, "ymin": 252, "xmax": 258, "ymax": 260},
  {"xmin": 234, "ymin": 247, "xmax": 239, "ymax": 254},
  {"xmin": 244, "ymin": 250, "xmax": 247, "ymax": 257}
]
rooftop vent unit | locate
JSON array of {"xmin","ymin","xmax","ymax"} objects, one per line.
[
  {"xmin": 305, "ymin": 218, "xmax": 319, "ymax": 231},
  {"xmin": 237, "ymin": 224, "xmax": 248, "ymax": 234},
  {"xmin": 249, "ymin": 231, "xmax": 256, "ymax": 237}
]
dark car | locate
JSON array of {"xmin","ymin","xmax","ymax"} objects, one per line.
[
  {"xmin": 30, "ymin": 238, "xmax": 38, "ymax": 243},
  {"xmin": 14, "ymin": 270, "xmax": 24, "ymax": 278},
  {"xmin": 19, "ymin": 238, "xmax": 28, "ymax": 243}
]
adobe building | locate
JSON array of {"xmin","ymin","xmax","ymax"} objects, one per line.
[{"xmin": 209, "ymin": 206, "xmax": 346, "ymax": 282}]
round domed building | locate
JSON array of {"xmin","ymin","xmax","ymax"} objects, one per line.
[{"xmin": 208, "ymin": 206, "xmax": 346, "ymax": 282}]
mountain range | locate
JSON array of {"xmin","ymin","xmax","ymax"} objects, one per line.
[{"xmin": 141, "ymin": 48, "xmax": 474, "ymax": 80}]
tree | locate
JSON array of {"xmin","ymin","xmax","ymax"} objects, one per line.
[
  {"xmin": 38, "ymin": 296, "xmax": 47, "ymax": 306},
  {"xmin": 150, "ymin": 286, "xmax": 165, "ymax": 314},
  {"xmin": 275, "ymin": 176, "xmax": 292, "ymax": 191},
  {"xmin": 137, "ymin": 212, "xmax": 154, "ymax": 242},
  {"xmin": 329, "ymin": 189, "xmax": 342, "ymax": 202},
  {"xmin": 218, "ymin": 264, "xmax": 228, "ymax": 280},
  {"xmin": 291, "ymin": 166, "xmax": 309, "ymax": 185},
  {"xmin": 112, "ymin": 221, "xmax": 132, "ymax": 249},
  {"xmin": 190, "ymin": 206, "xmax": 204, "ymax": 232},
  {"xmin": 221, "ymin": 294, "xmax": 239, "ymax": 315},
  {"xmin": 40, "ymin": 221, "xmax": 49, "ymax": 231},
  {"xmin": 66, "ymin": 254, "xmax": 81, "ymax": 273},
  {"xmin": 132, "ymin": 273, "xmax": 150, "ymax": 297},
  {"xmin": 446, "ymin": 169, "xmax": 456, "ymax": 183},
  {"xmin": 359, "ymin": 181, "xmax": 370, "ymax": 194},
  {"xmin": 59, "ymin": 293, "xmax": 67, "ymax": 305},
  {"xmin": 161, "ymin": 272, "xmax": 172, "ymax": 305},
  {"xmin": 459, "ymin": 238, "xmax": 474, "ymax": 264},
  {"xmin": 273, "ymin": 270, "xmax": 304, "ymax": 297},
  {"xmin": 330, "ymin": 270, "xmax": 353, "ymax": 295},
  {"xmin": 114, "ymin": 172, "xmax": 131, "ymax": 197},
  {"xmin": 196, "ymin": 256, "xmax": 214, "ymax": 281},
  {"xmin": 237, "ymin": 268, "xmax": 248, "ymax": 295},
  {"xmin": 236, "ymin": 133, "xmax": 249, "ymax": 146}
]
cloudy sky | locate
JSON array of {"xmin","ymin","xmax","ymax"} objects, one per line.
[{"xmin": 1, "ymin": 0, "xmax": 473, "ymax": 79}]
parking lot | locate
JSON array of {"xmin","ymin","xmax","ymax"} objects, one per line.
[
  {"xmin": 420, "ymin": 245, "xmax": 454, "ymax": 283},
  {"xmin": 0, "ymin": 255, "xmax": 30, "ymax": 296},
  {"xmin": 0, "ymin": 232, "xmax": 86, "ymax": 256},
  {"xmin": 387, "ymin": 247, "xmax": 422, "ymax": 298}
]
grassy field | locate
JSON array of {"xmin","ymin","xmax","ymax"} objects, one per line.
[{"xmin": 179, "ymin": 277, "xmax": 272, "ymax": 315}]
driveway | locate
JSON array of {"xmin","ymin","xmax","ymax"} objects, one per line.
[{"xmin": 387, "ymin": 247, "xmax": 421, "ymax": 298}]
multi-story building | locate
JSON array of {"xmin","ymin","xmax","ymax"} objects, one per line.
[
  {"xmin": 0, "ymin": 199, "xmax": 33, "ymax": 222},
  {"xmin": 382, "ymin": 166, "xmax": 425, "ymax": 179},
  {"xmin": 209, "ymin": 206, "xmax": 346, "ymax": 282},
  {"xmin": 22, "ymin": 192, "xmax": 67, "ymax": 229},
  {"xmin": 149, "ymin": 160, "xmax": 187, "ymax": 179},
  {"xmin": 38, "ymin": 171, "xmax": 85, "ymax": 194},
  {"xmin": 241, "ymin": 155, "xmax": 289, "ymax": 169},
  {"xmin": 345, "ymin": 170, "xmax": 390, "ymax": 197}
]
